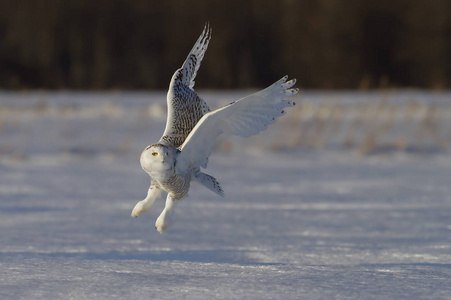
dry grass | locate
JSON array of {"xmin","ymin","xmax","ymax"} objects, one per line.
[
  {"xmin": 244, "ymin": 96, "xmax": 451, "ymax": 156},
  {"xmin": 1, "ymin": 93, "xmax": 450, "ymax": 158}
]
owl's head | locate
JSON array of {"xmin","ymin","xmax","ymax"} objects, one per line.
[{"xmin": 140, "ymin": 143, "xmax": 177, "ymax": 178}]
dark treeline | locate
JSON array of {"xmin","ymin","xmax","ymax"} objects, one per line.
[{"xmin": 0, "ymin": 0, "xmax": 450, "ymax": 90}]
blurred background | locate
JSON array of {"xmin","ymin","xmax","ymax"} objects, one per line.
[
  {"xmin": 0, "ymin": 0, "xmax": 450, "ymax": 90},
  {"xmin": 0, "ymin": 0, "xmax": 450, "ymax": 159}
]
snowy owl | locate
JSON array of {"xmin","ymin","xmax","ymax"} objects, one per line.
[{"xmin": 131, "ymin": 23, "xmax": 298, "ymax": 233}]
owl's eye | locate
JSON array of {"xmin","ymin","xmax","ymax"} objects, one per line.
[{"xmin": 152, "ymin": 152, "xmax": 158, "ymax": 156}]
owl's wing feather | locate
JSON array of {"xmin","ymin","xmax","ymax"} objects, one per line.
[
  {"xmin": 160, "ymin": 23, "xmax": 212, "ymax": 148},
  {"xmin": 180, "ymin": 22, "xmax": 211, "ymax": 89},
  {"xmin": 178, "ymin": 76, "xmax": 299, "ymax": 169}
]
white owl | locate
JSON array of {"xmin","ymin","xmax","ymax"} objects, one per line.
[{"xmin": 131, "ymin": 23, "xmax": 298, "ymax": 233}]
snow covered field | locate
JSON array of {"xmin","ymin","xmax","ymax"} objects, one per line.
[{"xmin": 1, "ymin": 91, "xmax": 451, "ymax": 299}]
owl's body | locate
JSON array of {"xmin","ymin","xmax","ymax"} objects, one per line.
[{"xmin": 131, "ymin": 24, "xmax": 298, "ymax": 233}]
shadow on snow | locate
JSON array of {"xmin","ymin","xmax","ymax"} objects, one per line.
[{"xmin": 0, "ymin": 249, "xmax": 284, "ymax": 266}]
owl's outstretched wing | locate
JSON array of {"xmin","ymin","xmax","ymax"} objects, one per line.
[
  {"xmin": 159, "ymin": 23, "xmax": 212, "ymax": 148},
  {"xmin": 178, "ymin": 76, "xmax": 299, "ymax": 170}
]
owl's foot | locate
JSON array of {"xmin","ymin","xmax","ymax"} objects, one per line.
[
  {"xmin": 131, "ymin": 200, "xmax": 150, "ymax": 217},
  {"xmin": 155, "ymin": 195, "xmax": 177, "ymax": 233},
  {"xmin": 155, "ymin": 210, "xmax": 172, "ymax": 233},
  {"xmin": 131, "ymin": 185, "xmax": 162, "ymax": 217}
]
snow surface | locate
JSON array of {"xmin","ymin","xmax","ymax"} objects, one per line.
[{"xmin": 1, "ymin": 91, "xmax": 451, "ymax": 299}]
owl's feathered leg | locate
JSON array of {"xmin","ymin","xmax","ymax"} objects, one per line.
[
  {"xmin": 131, "ymin": 184, "xmax": 162, "ymax": 217},
  {"xmin": 155, "ymin": 194, "xmax": 177, "ymax": 233}
]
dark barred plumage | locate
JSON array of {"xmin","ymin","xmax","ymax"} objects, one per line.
[
  {"xmin": 160, "ymin": 24, "xmax": 212, "ymax": 149},
  {"xmin": 160, "ymin": 173, "xmax": 190, "ymax": 200},
  {"xmin": 160, "ymin": 83, "xmax": 210, "ymax": 148}
]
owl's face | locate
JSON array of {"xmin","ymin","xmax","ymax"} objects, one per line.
[{"xmin": 140, "ymin": 144, "xmax": 176, "ymax": 179}]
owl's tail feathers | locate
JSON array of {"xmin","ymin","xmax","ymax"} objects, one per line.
[{"xmin": 193, "ymin": 171, "xmax": 224, "ymax": 197}]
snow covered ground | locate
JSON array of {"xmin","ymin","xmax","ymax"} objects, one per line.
[{"xmin": 1, "ymin": 91, "xmax": 451, "ymax": 299}]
